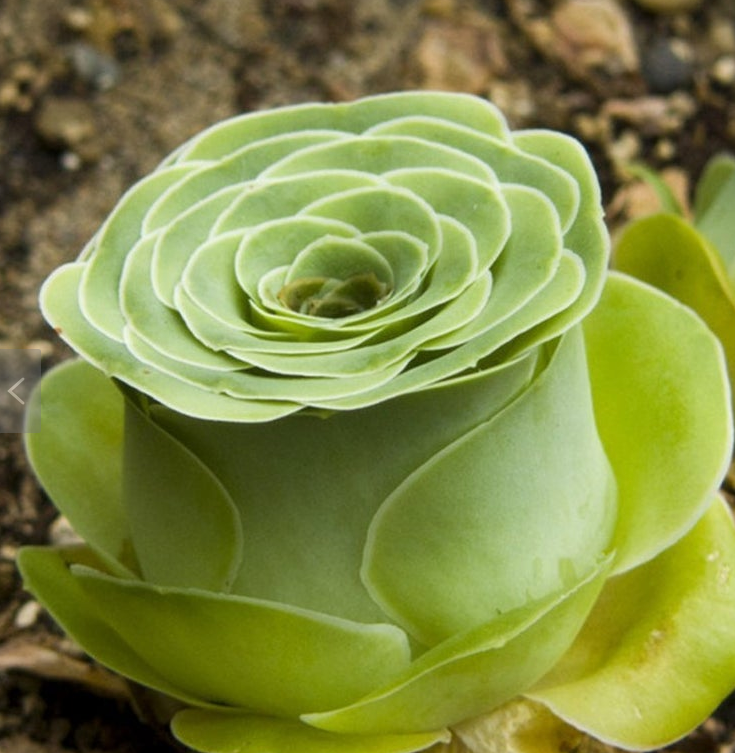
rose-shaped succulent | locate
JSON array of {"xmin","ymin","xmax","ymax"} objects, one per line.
[{"xmin": 19, "ymin": 92, "xmax": 735, "ymax": 753}]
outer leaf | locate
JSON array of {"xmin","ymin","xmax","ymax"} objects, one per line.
[
  {"xmin": 69, "ymin": 564, "xmax": 411, "ymax": 716},
  {"xmin": 425, "ymin": 184, "xmax": 564, "ymax": 351},
  {"xmin": 363, "ymin": 326, "xmax": 616, "ymax": 645},
  {"xmin": 174, "ymin": 91, "xmax": 509, "ymax": 163},
  {"xmin": 171, "ymin": 711, "xmax": 448, "ymax": 753},
  {"xmin": 24, "ymin": 359, "xmax": 133, "ymax": 575},
  {"xmin": 16, "ymin": 545, "xmax": 212, "ymax": 707},
  {"xmin": 582, "ymin": 272, "xmax": 733, "ymax": 573},
  {"xmin": 261, "ymin": 135, "xmax": 495, "ymax": 184},
  {"xmin": 123, "ymin": 398, "xmax": 243, "ymax": 592},
  {"xmin": 146, "ymin": 131, "xmax": 348, "ymax": 233},
  {"xmin": 368, "ymin": 117, "xmax": 579, "ymax": 233},
  {"xmin": 528, "ymin": 497, "xmax": 735, "ymax": 750},
  {"xmin": 613, "ymin": 214, "xmax": 735, "ymax": 389},
  {"xmin": 303, "ymin": 563, "xmax": 609, "ymax": 736}
]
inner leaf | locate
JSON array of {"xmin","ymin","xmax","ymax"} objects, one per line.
[
  {"xmin": 279, "ymin": 273, "xmax": 392, "ymax": 318},
  {"xmin": 278, "ymin": 236, "xmax": 395, "ymax": 319}
]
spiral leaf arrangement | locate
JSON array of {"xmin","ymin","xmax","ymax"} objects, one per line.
[{"xmin": 42, "ymin": 92, "xmax": 606, "ymax": 418}]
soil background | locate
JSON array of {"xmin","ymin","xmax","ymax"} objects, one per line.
[{"xmin": 2, "ymin": 1, "xmax": 735, "ymax": 751}]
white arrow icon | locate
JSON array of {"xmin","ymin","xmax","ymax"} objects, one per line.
[{"xmin": 8, "ymin": 378, "xmax": 25, "ymax": 405}]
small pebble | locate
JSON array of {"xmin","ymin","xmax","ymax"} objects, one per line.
[
  {"xmin": 642, "ymin": 38, "xmax": 694, "ymax": 93},
  {"xmin": 609, "ymin": 129, "xmax": 642, "ymax": 167},
  {"xmin": 49, "ymin": 515, "xmax": 83, "ymax": 546},
  {"xmin": 0, "ymin": 61, "xmax": 46, "ymax": 112},
  {"xmin": 654, "ymin": 138, "xmax": 676, "ymax": 160},
  {"xmin": 34, "ymin": 97, "xmax": 96, "ymax": 149},
  {"xmin": 14, "ymin": 600, "xmax": 42, "ymax": 629},
  {"xmin": 487, "ymin": 80, "xmax": 535, "ymax": 124},
  {"xmin": 603, "ymin": 94, "xmax": 694, "ymax": 135},
  {"xmin": 551, "ymin": 0, "xmax": 639, "ymax": 75},
  {"xmin": 710, "ymin": 21, "xmax": 735, "ymax": 56},
  {"xmin": 414, "ymin": 16, "xmax": 507, "ymax": 93},
  {"xmin": 62, "ymin": 6, "xmax": 94, "ymax": 32},
  {"xmin": 60, "ymin": 151, "xmax": 83, "ymax": 172},
  {"xmin": 68, "ymin": 42, "xmax": 121, "ymax": 90},
  {"xmin": 712, "ymin": 56, "xmax": 735, "ymax": 86},
  {"xmin": 25, "ymin": 339, "xmax": 55, "ymax": 358}
]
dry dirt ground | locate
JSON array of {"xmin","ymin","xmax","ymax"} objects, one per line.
[{"xmin": 2, "ymin": 0, "xmax": 735, "ymax": 751}]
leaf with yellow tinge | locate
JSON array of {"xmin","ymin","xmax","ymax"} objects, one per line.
[
  {"xmin": 614, "ymin": 213, "xmax": 735, "ymax": 391},
  {"xmin": 582, "ymin": 273, "xmax": 732, "ymax": 574},
  {"xmin": 528, "ymin": 497, "xmax": 735, "ymax": 750}
]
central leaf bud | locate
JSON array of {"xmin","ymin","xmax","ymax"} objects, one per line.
[{"xmin": 278, "ymin": 273, "xmax": 391, "ymax": 318}]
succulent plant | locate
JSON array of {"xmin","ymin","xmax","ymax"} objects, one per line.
[{"xmin": 19, "ymin": 92, "xmax": 735, "ymax": 753}]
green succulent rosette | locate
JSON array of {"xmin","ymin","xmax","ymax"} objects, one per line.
[{"xmin": 18, "ymin": 92, "xmax": 735, "ymax": 753}]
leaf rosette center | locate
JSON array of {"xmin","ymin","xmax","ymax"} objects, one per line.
[{"xmin": 279, "ymin": 273, "xmax": 392, "ymax": 318}]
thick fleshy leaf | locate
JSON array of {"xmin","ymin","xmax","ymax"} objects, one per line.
[
  {"xmin": 174, "ymin": 91, "xmax": 509, "ymax": 162},
  {"xmin": 528, "ymin": 497, "xmax": 735, "ymax": 750},
  {"xmin": 384, "ymin": 168, "xmax": 510, "ymax": 270},
  {"xmin": 424, "ymin": 185, "xmax": 565, "ymax": 351},
  {"xmin": 694, "ymin": 152, "xmax": 735, "ymax": 220},
  {"xmin": 120, "ymin": 234, "xmax": 246, "ymax": 370},
  {"xmin": 23, "ymin": 359, "xmax": 132, "ymax": 575},
  {"xmin": 362, "ymin": 326, "xmax": 616, "ymax": 645},
  {"xmin": 150, "ymin": 184, "xmax": 244, "ymax": 307},
  {"xmin": 582, "ymin": 272, "xmax": 733, "ymax": 573},
  {"xmin": 69, "ymin": 564, "xmax": 411, "ymax": 716},
  {"xmin": 368, "ymin": 117, "xmax": 579, "ymax": 233},
  {"xmin": 613, "ymin": 213, "xmax": 735, "ymax": 388},
  {"xmin": 512, "ymin": 130, "xmax": 601, "ymax": 242},
  {"xmin": 123, "ymin": 325, "xmax": 414, "ymax": 402},
  {"xmin": 262, "ymin": 135, "xmax": 495, "ymax": 184},
  {"xmin": 123, "ymin": 398, "xmax": 243, "ymax": 592},
  {"xmin": 303, "ymin": 563, "xmax": 609, "ymax": 735},
  {"xmin": 145, "ymin": 131, "xmax": 349, "ymax": 231},
  {"xmin": 17, "ymin": 546, "xmax": 213, "ymax": 707},
  {"xmin": 171, "ymin": 711, "xmax": 448, "ymax": 753},
  {"xmin": 511, "ymin": 129, "xmax": 608, "ymax": 330},
  {"xmin": 80, "ymin": 164, "xmax": 199, "ymax": 339},
  {"xmin": 211, "ymin": 170, "xmax": 381, "ymax": 237}
]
